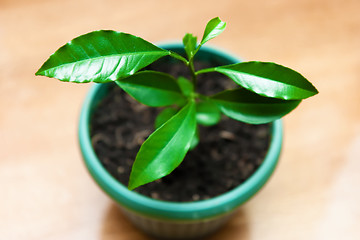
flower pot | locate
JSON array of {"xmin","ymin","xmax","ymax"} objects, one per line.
[{"xmin": 78, "ymin": 44, "xmax": 283, "ymax": 239}]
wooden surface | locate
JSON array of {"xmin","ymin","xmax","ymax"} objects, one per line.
[{"xmin": 1, "ymin": 0, "xmax": 359, "ymax": 239}]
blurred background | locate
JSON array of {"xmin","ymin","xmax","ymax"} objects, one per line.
[{"xmin": 1, "ymin": 0, "xmax": 359, "ymax": 239}]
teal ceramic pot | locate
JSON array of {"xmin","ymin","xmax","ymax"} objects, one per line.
[{"xmin": 78, "ymin": 44, "xmax": 283, "ymax": 239}]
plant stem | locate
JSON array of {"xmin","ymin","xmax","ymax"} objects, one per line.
[
  {"xmin": 188, "ymin": 44, "xmax": 203, "ymax": 90},
  {"xmin": 188, "ymin": 57, "xmax": 197, "ymax": 89},
  {"xmin": 169, "ymin": 51, "xmax": 188, "ymax": 65},
  {"xmin": 169, "ymin": 50, "xmax": 198, "ymax": 88}
]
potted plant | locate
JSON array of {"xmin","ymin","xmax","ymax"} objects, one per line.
[{"xmin": 36, "ymin": 17, "xmax": 318, "ymax": 239}]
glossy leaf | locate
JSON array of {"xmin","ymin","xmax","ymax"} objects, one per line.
[
  {"xmin": 199, "ymin": 61, "xmax": 318, "ymax": 100},
  {"xmin": 155, "ymin": 107, "xmax": 199, "ymax": 150},
  {"xmin": 154, "ymin": 107, "xmax": 178, "ymax": 129},
  {"xmin": 200, "ymin": 17, "xmax": 226, "ymax": 45},
  {"xmin": 177, "ymin": 76, "xmax": 194, "ymax": 97},
  {"xmin": 189, "ymin": 127, "xmax": 200, "ymax": 150},
  {"xmin": 211, "ymin": 88, "xmax": 301, "ymax": 124},
  {"xmin": 196, "ymin": 100, "xmax": 221, "ymax": 126},
  {"xmin": 183, "ymin": 33, "xmax": 197, "ymax": 59},
  {"xmin": 116, "ymin": 71, "xmax": 185, "ymax": 107},
  {"xmin": 128, "ymin": 100, "xmax": 197, "ymax": 190},
  {"xmin": 36, "ymin": 30, "xmax": 170, "ymax": 83}
]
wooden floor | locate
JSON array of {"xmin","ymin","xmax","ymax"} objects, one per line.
[{"xmin": 1, "ymin": 0, "xmax": 359, "ymax": 239}]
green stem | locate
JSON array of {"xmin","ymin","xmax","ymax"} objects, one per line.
[
  {"xmin": 169, "ymin": 51, "xmax": 189, "ymax": 65},
  {"xmin": 169, "ymin": 50, "xmax": 198, "ymax": 87},
  {"xmin": 188, "ymin": 57, "xmax": 197, "ymax": 89},
  {"xmin": 189, "ymin": 44, "xmax": 204, "ymax": 88},
  {"xmin": 195, "ymin": 67, "xmax": 216, "ymax": 75}
]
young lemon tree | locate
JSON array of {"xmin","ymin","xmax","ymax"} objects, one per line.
[{"xmin": 36, "ymin": 17, "xmax": 318, "ymax": 190}]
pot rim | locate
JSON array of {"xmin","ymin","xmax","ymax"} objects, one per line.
[{"xmin": 78, "ymin": 43, "xmax": 283, "ymax": 221}]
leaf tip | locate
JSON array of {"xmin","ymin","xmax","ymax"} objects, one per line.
[
  {"xmin": 127, "ymin": 183, "xmax": 136, "ymax": 191},
  {"xmin": 312, "ymin": 85, "xmax": 320, "ymax": 95},
  {"xmin": 127, "ymin": 175, "xmax": 141, "ymax": 191},
  {"xmin": 213, "ymin": 16, "xmax": 226, "ymax": 24},
  {"xmin": 35, "ymin": 68, "xmax": 44, "ymax": 76}
]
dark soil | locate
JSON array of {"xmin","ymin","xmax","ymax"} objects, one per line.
[{"xmin": 90, "ymin": 59, "xmax": 271, "ymax": 202}]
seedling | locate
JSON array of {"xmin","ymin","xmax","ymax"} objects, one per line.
[{"xmin": 36, "ymin": 17, "xmax": 318, "ymax": 190}]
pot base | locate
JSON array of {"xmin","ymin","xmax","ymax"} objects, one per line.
[{"xmin": 120, "ymin": 205, "xmax": 234, "ymax": 239}]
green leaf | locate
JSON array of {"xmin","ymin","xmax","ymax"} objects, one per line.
[
  {"xmin": 199, "ymin": 61, "xmax": 318, "ymax": 100},
  {"xmin": 128, "ymin": 100, "xmax": 197, "ymax": 190},
  {"xmin": 35, "ymin": 30, "xmax": 170, "ymax": 83},
  {"xmin": 116, "ymin": 71, "xmax": 186, "ymax": 107},
  {"xmin": 196, "ymin": 100, "xmax": 221, "ymax": 126},
  {"xmin": 211, "ymin": 88, "xmax": 301, "ymax": 124},
  {"xmin": 154, "ymin": 107, "xmax": 178, "ymax": 129},
  {"xmin": 200, "ymin": 17, "xmax": 226, "ymax": 45},
  {"xmin": 177, "ymin": 76, "xmax": 194, "ymax": 97},
  {"xmin": 189, "ymin": 127, "xmax": 200, "ymax": 150},
  {"xmin": 183, "ymin": 33, "xmax": 197, "ymax": 59},
  {"xmin": 155, "ymin": 107, "xmax": 199, "ymax": 150}
]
